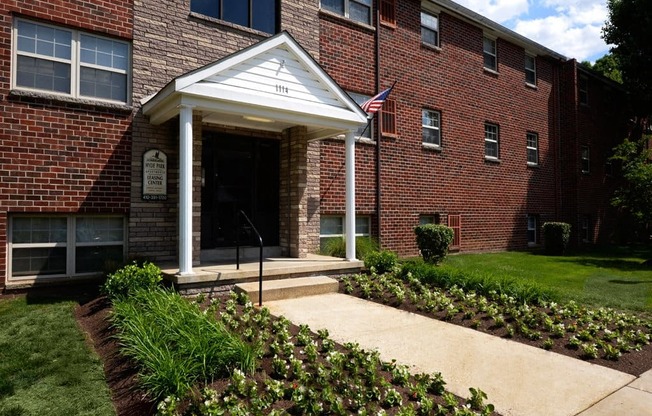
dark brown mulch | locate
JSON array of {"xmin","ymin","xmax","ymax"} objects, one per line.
[{"xmin": 75, "ymin": 297, "xmax": 157, "ymax": 416}]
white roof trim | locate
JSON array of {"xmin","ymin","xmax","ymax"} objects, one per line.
[{"xmin": 142, "ymin": 31, "xmax": 368, "ymax": 135}]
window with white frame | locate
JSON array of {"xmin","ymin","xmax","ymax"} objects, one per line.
[
  {"xmin": 320, "ymin": 215, "xmax": 370, "ymax": 251},
  {"xmin": 348, "ymin": 91, "xmax": 373, "ymax": 140},
  {"xmin": 581, "ymin": 145, "xmax": 590, "ymax": 173},
  {"xmin": 483, "ymin": 36, "xmax": 497, "ymax": 71},
  {"xmin": 13, "ymin": 19, "xmax": 130, "ymax": 103},
  {"xmin": 421, "ymin": 11, "xmax": 439, "ymax": 47},
  {"xmin": 190, "ymin": 0, "xmax": 278, "ymax": 34},
  {"xmin": 525, "ymin": 54, "xmax": 536, "ymax": 85},
  {"xmin": 527, "ymin": 215, "xmax": 538, "ymax": 245},
  {"xmin": 484, "ymin": 123, "xmax": 499, "ymax": 159},
  {"xmin": 9, "ymin": 215, "xmax": 125, "ymax": 280},
  {"xmin": 321, "ymin": 0, "xmax": 372, "ymax": 25},
  {"xmin": 422, "ymin": 109, "xmax": 441, "ymax": 147},
  {"xmin": 527, "ymin": 132, "xmax": 539, "ymax": 165}
]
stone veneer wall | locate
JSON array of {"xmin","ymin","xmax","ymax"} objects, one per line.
[
  {"xmin": 130, "ymin": 0, "xmax": 322, "ymax": 263},
  {"xmin": 279, "ymin": 126, "xmax": 320, "ymax": 258}
]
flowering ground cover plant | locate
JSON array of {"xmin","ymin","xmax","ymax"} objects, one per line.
[
  {"xmin": 340, "ymin": 269, "xmax": 652, "ymax": 376},
  {"xmin": 156, "ymin": 291, "xmax": 497, "ymax": 415}
]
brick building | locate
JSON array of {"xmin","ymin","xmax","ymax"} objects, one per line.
[{"xmin": 0, "ymin": 0, "xmax": 629, "ymax": 289}]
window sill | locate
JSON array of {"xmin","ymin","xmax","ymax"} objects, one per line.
[
  {"xmin": 483, "ymin": 67, "xmax": 499, "ymax": 76},
  {"xmin": 380, "ymin": 20, "xmax": 397, "ymax": 30},
  {"xmin": 527, "ymin": 162, "xmax": 539, "ymax": 168},
  {"xmin": 318, "ymin": 9, "xmax": 376, "ymax": 32},
  {"xmin": 526, "ymin": 82, "xmax": 538, "ymax": 90},
  {"xmin": 382, "ymin": 132, "xmax": 399, "ymax": 139},
  {"xmin": 9, "ymin": 89, "xmax": 133, "ymax": 113},
  {"xmin": 422, "ymin": 142, "xmax": 442, "ymax": 152},
  {"xmin": 484, "ymin": 156, "xmax": 501, "ymax": 163},
  {"xmin": 421, "ymin": 42, "xmax": 441, "ymax": 52}
]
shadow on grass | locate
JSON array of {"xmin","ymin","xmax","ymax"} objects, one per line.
[
  {"xmin": 22, "ymin": 282, "xmax": 103, "ymax": 306},
  {"xmin": 558, "ymin": 257, "xmax": 652, "ymax": 272},
  {"xmin": 609, "ymin": 279, "xmax": 652, "ymax": 285}
]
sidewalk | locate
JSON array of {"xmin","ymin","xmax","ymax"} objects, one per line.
[{"xmin": 265, "ymin": 293, "xmax": 652, "ymax": 416}]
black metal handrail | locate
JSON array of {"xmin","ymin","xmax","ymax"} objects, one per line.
[{"xmin": 235, "ymin": 210, "xmax": 264, "ymax": 306}]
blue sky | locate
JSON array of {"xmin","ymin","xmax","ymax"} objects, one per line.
[{"xmin": 454, "ymin": 0, "xmax": 610, "ymax": 63}]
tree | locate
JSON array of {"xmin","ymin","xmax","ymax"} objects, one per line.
[
  {"xmin": 603, "ymin": 0, "xmax": 652, "ymax": 114},
  {"xmin": 583, "ymin": 53, "xmax": 622, "ymax": 84},
  {"xmin": 610, "ymin": 135, "xmax": 652, "ymax": 231}
]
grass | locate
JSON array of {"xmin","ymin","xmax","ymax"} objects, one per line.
[
  {"xmin": 440, "ymin": 245, "xmax": 652, "ymax": 313},
  {"xmin": 0, "ymin": 296, "xmax": 114, "ymax": 416}
]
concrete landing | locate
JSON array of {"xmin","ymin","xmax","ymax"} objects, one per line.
[
  {"xmin": 265, "ymin": 293, "xmax": 646, "ymax": 416},
  {"xmin": 160, "ymin": 254, "xmax": 363, "ymax": 291},
  {"xmin": 235, "ymin": 275, "xmax": 339, "ymax": 302}
]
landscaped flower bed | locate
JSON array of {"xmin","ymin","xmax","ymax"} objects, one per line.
[
  {"xmin": 155, "ymin": 291, "xmax": 497, "ymax": 416},
  {"xmin": 340, "ymin": 270, "xmax": 652, "ymax": 376}
]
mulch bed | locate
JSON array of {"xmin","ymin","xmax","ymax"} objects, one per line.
[{"xmin": 72, "ymin": 283, "xmax": 652, "ymax": 415}]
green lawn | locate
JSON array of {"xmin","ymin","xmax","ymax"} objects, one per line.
[
  {"xmin": 440, "ymin": 245, "xmax": 652, "ymax": 313},
  {"xmin": 0, "ymin": 296, "xmax": 114, "ymax": 416}
]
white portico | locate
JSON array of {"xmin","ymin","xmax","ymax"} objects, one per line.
[{"xmin": 141, "ymin": 31, "xmax": 367, "ymax": 275}]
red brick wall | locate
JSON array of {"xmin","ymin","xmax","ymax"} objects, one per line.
[
  {"xmin": 559, "ymin": 61, "xmax": 629, "ymax": 245},
  {"xmin": 0, "ymin": 0, "xmax": 134, "ymax": 287},
  {"xmin": 320, "ymin": 1, "xmax": 560, "ymax": 256}
]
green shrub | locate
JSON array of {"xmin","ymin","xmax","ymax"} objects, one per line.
[
  {"xmin": 414, "ymin": 224, "xmax": 454, "ymax": 264},
  {"xmin": 364, "ymin": 250, "xmax": 399, "ymax": 274},
  {"xmin": 400, "ymin": 260, "xmax": 555, "ymax": 305},
  {"xmin": 102, "ymin": 261, "xmax": 163, "ymax": 300},
  {"xmin": 542, "ymin": 222, "xmax": 571, "ymax": 255},
  {"xmin": 322, "ymin": 237, "xmax": 378, "ymax": 260}
]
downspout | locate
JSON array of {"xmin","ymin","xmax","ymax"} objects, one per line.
[{"xmin": 375, "ymin": 6, "xmax": 382, "ymax": 248}]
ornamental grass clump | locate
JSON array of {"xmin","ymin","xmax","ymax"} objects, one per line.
[
  {"xmin": 110, "ymin": 288, "xmax": 260, "ymax": 400},
  {"xmin": 414, "ymin": 224, "xmax": 454, "ymax": 264}
]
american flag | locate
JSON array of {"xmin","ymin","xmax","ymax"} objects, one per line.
[{"xmin": 360, "ymin": 86, "xmax": 394, "ymax": 115}]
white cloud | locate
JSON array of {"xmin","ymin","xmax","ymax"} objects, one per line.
[
  {"xmin": 513, "ymin": 15, "xmax": 607, "ymax": 61},
  {"xmin": 454, "ymin": 0, "xmax": 610, "ymax": 62}
]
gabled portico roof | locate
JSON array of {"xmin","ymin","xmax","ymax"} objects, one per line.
[{"xmin": 142, "ymin": 31, "xmax": 368, "ymax": 140}]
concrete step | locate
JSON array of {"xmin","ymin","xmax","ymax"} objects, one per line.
[{"xmin": 234, "ymin": 275, "xmax": 339, "ymax": 303}]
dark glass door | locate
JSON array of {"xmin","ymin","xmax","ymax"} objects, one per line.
[{"xmin": 201, "ymin": 134, "xmax": 280, "ymax": 248}]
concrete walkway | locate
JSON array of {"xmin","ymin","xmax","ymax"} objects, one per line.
[{"xmin": 265, "ymin": 293, "xmax": 652, "ymax": 416}]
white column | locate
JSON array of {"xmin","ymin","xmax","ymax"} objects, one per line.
[
  {"xmin": 178, "ymin": 105, "xmax": 194, "ymax": 275},
  {"xmin": 345, "ymin": 130, "xmax": 356, "ymax": 261}
]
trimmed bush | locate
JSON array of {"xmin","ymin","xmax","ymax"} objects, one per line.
[
  {"xmin": 542, "ymin": 222, "xmax": 571, "ymax": 255},
  {"xmin": 322, "ymin": 237, "xmax": 378, "ymax": 260},
  {"xmin": 414, "ymin": 224, "xmax": 454, "ymax": 264},
  {"xmin": 102, "ymin": 261, "xmax": 163, "ymax": 300},
  {"xmin": 364, "ymin": 250, "xmax": 398, "ymax": 274}
]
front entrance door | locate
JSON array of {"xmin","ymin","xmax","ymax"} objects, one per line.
[{"xmin": 201, "ymin": 133, "xmax": 280, "ymax": 249}]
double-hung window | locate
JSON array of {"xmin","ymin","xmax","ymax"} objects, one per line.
[
  {"xmin": 525, "ymin": 54, "xmax": 536, "ymax": 85},
  {"xmin": 484, "ymin": 123, "xmax": 499, "ymax": 159},
  {"xmin": 527, "ymin": 215, "xmax": 538, "ymax": 245},
  {"xmin": 190, "ymin": 0, "xmax": 278, "ymax": 34},
  {"xmin": 483, "ymin": 36, "xmax": 497, "ymax": 71},
  {"xmin": 581, "ymin": 145, "xmax": 590, "ymax": 173},
  {"xmin": 421, "ymin": 11, "xmax": 439, "ymax": 47},
  {"xmin": 321, "ymin": 0, "xmax": 372, "ymax": 25},
  {"xmin": 9, "ymin": 215, "xmax": 125, "ymax": 280},
  {"xmin": 527, "ymin": 132, "xmax": 539, "ymax": 165},
  {"xmin": 422, "ymin": 109, "xmax": 441, "ymax": 147},
  {"xmin": 14, "ymin": 19, "xmax": 129, "ymax": 103}
]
